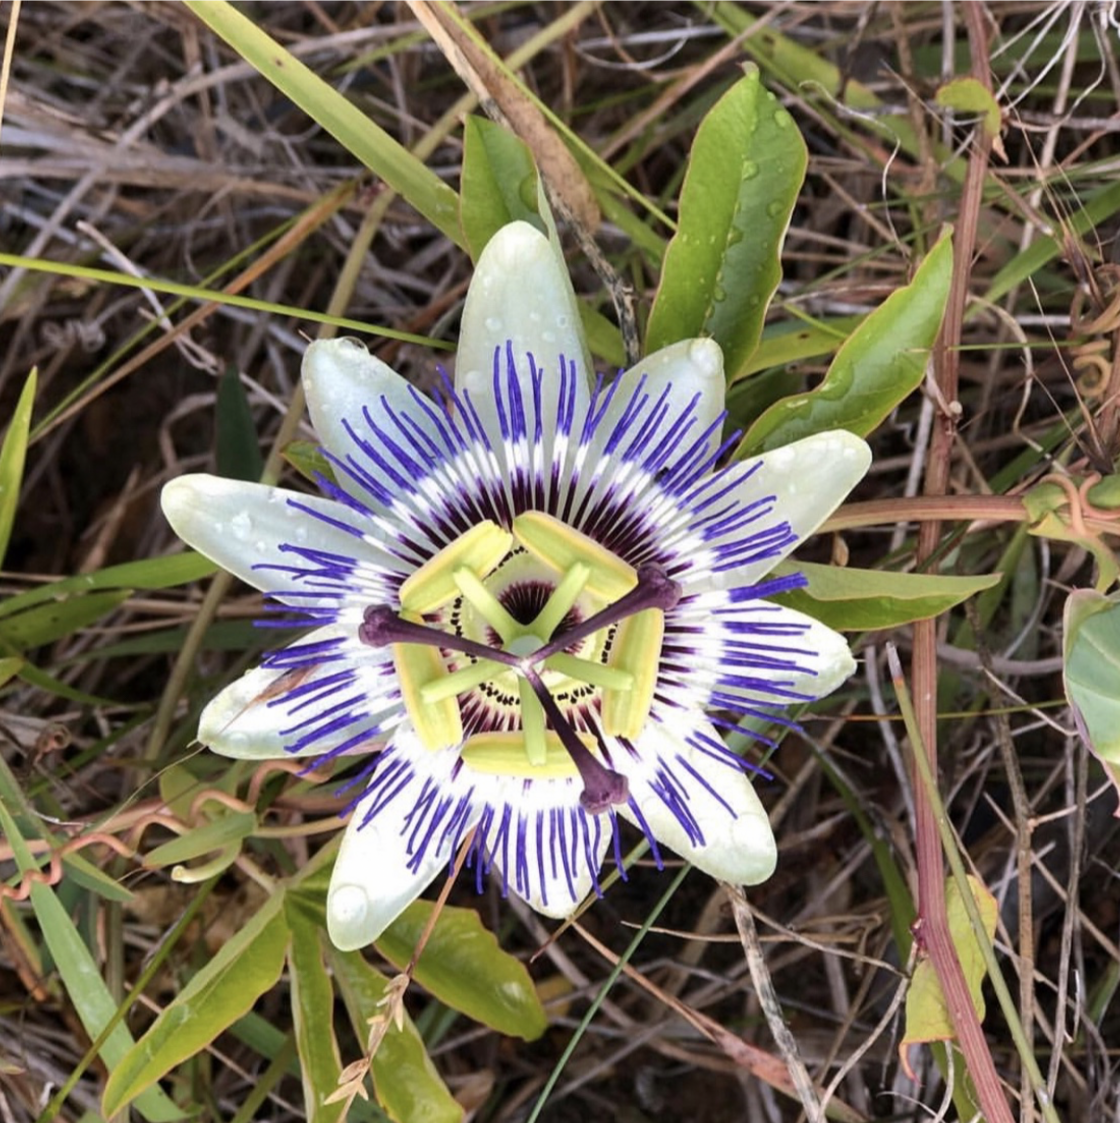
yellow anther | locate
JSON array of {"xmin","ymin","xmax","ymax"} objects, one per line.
[
  {"xmin": 600, "ymin": 608, "xmax": 664, "ymax": 740},
  {"xmin": 461, "ymin": 730, "xmax": 596, "ymax": 778},
  {"xmin": 512, "ymin": 511, "xmax": 637, "ymax": 603},
  {"xmin": 399, "ymin": 521, "xmax": 513, "ymax": 614},
  {"xmin": 392, "ymin": 638, "xmax": 463, "ymax": 751}
]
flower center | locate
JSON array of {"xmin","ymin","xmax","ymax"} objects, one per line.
[{"xmin": 357, "ymin": 513, "xmax": 682, "ymax": 813}]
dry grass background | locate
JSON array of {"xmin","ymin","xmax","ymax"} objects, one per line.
[{"xmin": 2, "ymin": 2, "xmax": 1120, "ymax": 1121}]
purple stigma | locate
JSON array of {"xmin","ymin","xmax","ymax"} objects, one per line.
[
  {"xmin": 359, "ymin": 604, "xmax": 520, "ymax": 667},
  {"xmin": 534, "ymin": 562, "xmax": 681, "ymax": 660}
]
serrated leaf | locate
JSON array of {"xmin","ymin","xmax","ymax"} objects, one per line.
[
  {"xmin": 771, "ymin": 563, "xmax": 1001, "ymax": 631},
  {"xmin": 0, "ymin": 589, "xmax": 132, "ymax": 650},
  {"xmin": 1063, "ymin": 589, "xmax": 1120, "ymax": 807},
  {"xmin": 739, "ymin": 234, "xmax": 954, "ymax": 453},
  {"xmin": 461, "ymin": 117, "xmax": 543, "ymax": 260},
  {"xmin": 102, "ymin": 893, "xmax": 290, "ymax": 1116},
  {"xmin": 0, "ymin": 801, "xmax": 182, "ymax": 1122},
  {"xmin": 0, "ymin": 367, "xmax": 36, "ymax": 569},
  {"xmin": 901, "ymin": 875, "xmax": 997, "ymax": 1068},
  {"xmin": 330, "ymin": 946, "xmax": 463, "ymax": 1123},
  {"xmin": 378, "ymin": 901, "xmax": 547, "ymax": 1041},
  {"xmin": 286, "ymin": 901, "xmax": 346, "ymax": 1123},
  {"xmin": 646, "ymin": 66, "xmax": 806, "ymax": 381},
  {"xmin": 216, "ymin": 365, "xmax": 264, "ymax": 482}
]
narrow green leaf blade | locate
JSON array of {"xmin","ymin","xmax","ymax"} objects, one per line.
[
  {"xmin": 185, "ymin": 1, "xmax": 460, "ymax": 244},
  {"xmin": 329, "ymin": 947, "xmax": 463, "ymax": 1123},
  {"xmin": 646, "ymin": 67, "xmax": 807, "ymax": 381},
  {"xmin": 0, "ymin": 802, "xmax": 182, "ymax": 1122},
  {"xmin": 378, "ymin": 901, "xmax": 547, "ymax": 1041},
  {"xmin": 0, "ymin": 589, "xmax": 132, "ymax": 650},
  {"xmin": 739, "ymin": 234, "xmax": 954, "ymax": 453},
  {"xmin": 771, "ymin": 563, "xmax": 1001, "ymax": 631},
  {"xmin": 216, "ymin": 365, "xmax": 264, "ymax": 482},
  {"xmin": 286, "ymin": 901, "xmax": 346, "ymax": 1123},
  {"xmin": 0, "ymin": 368, "xmax": 36, "ymax": 569},
  {"xmin": 102, "ymin": 894, "xmax": 291, "ymax": 1116},
  {"xmin": 460, "ymin": 116, "xmax": 542, "ymax": 260},
  {"xmin": 0, "ymin": 551, "xmax": 216, "ymax": 621}
]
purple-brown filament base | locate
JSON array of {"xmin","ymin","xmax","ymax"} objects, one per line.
[{"xmin": 359, "ymin": 563, "xmax": 682, "ymax": 815}]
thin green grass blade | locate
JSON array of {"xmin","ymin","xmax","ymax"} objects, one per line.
[
  {"xmin": 0, "ymin": 367, "xmax": 36, "ymax": 568},
  {"xmin": 184, "ymin": 1, "xmax": 461, "ymax": 245},
  {"xmin": 0, "ymin": 801, "xmax": 183, "ymax": 1122}
]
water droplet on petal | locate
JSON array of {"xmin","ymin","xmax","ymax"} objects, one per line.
[
  {"xmin": 230, "ymin": 512, "xmax": 252, "ymax": 540},
  {"xmin": 485, "ymin": 316, "xmax": 502, "ymax": 333}
]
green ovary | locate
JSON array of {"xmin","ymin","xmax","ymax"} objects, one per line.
[{"xmin": 392, "ymin": 522, "xmax": 663, "ymax": 772}]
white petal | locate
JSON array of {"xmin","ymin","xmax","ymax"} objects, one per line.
[
  {"xmin": 659, "ymin": 600, "xmax": 857, "ymax": 717},
  {"xmin": 585, "ymin": 338, "xmax": 726, "ymax": 467},
  {"xmin": 198, "ymin": 626, "xmax": 401, "ymax": 760},
  {"xmin": 327, "ymin": 737, "xmax": 480, "ymax": 949},
  {"xmin": 456, "ymin": 222, "xmax": 591, "ymax": 449},
  {"xmin": 161, "ymin": 474, "xmax": 401, "ymax": 592},
  {"xmin": 301, "ymin": 338, "xmax": 444, "ymax": 497},
  {"xmin": 699, "ymin": 430, "xmax": 872, "ymax": 591},
  {"xmin": 474, "ymin": 774, "xmax": 612, "ymax": 918},
  {"xmin": 616, "ymin": 724, "xmax": 777, "ymax": 886}
]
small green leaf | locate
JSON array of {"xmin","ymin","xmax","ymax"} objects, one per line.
[
  {"xmin": 216, "ymin": 365, "xmax": 264, "ymax": 482},
  {"xmin": 102, "ymin": 893, "xmax": 291, "ymax": 1116},
  {"xmin": 0, "ymin": 367, "xmax": 36, "ymax": 569},
  {"xmin": 646, "ymin": 66, "xmax": 807, "ymax": 381},
  {"xmin": 142, "ymin": 810, "xmax": 256, "ymax": 869},
  {"xmin": 902, "ymin": 875, "xmax": 997, "ymax": 1059},
  {"xmin": 283, "ymin": 440, "xmax": 337, "ymax": 486},
  {"xmin": 1063, "ymin": 590, "xmax": 1120, "ymax": 806},
  {"xmin": 0, "ymin": 589, "xmax": 132, "ymax": 650},
  {"xmin": 461, "ymin": 117, "xmax": 542, "ymax": 260},
  {"xmin": 935, "ymin": 78, "xmax": 1002, "ymax": 142},
  {"xmin": 733, "ymin": 315, "xmax": 864, "ymax": 384},
  {"xmin": 0, "ymin": 801, "xmax": 182, "ymax": 1122},
  {"xmin": 62, "ymin": 853, "xmax": 136, "ymax": 903},
  {"xmin": 286, "ymin": 901, "xmax": 346, "ymax": 1123},
  {"xmin": 378, "ymin": 901, "xmax": 547, "ymax": 1041},
  {"xmin": 739, "ymin": 233, "xmax": 954, "ymax": 453},
  {"xmin": 772, "ymin": 563, "xmax": 1001, "ymax": 631},
  {"xmin": 330, "ymin": 947, "xmax": 463, "ymax": 1123}
]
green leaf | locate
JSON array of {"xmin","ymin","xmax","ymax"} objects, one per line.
[
  {"xmin": 216, "ymin": 365, "xmax": 264, "ymax": 482},
  {"xmin": 61, "ymin": 852, "xmax": 136, "ymax": 903},
  {"xmin": 102, "ymin": 893, "xmax": 291, "ymax": 1116},
  {"xmin": 283, "ymin": 440, "xmax": 337, "ymax": 487},
  {"xmin": 185, "ymin": 1, "xmax": 460, "ymax": 245},
  {"xmin": 0, "ymin": 801, "xmax": 182, "ymax": 1122},
  {"xmin": 935, "ymin": 77, "xmax": 1002, "ymax": 142},
  {"xmin": 739, "ymin": 233, "xmax": 954, "ymax": 453},
  {"xmin": 646, "ymin": 66, "xmax": 807, "ymax": 381},
  {"xmin": 330, "ymin": 947, "xmax": 463, "ymax": 1123},
  {"xmin": 0, "ymin": 367, "xmax": 36, "ymax": 569},
  {"xmin": 377, "ymin": 901, "xmax": 547, "ymax": 1041},
  {"xmin": 286, "ymin": 901, "xmax": 346, "ymax": 1123},
  {"xmin": 1063, "ymin": 590, "xmax": 1120, "ymax": 805},
  {"xmin": 0, "ymin": 589, "xmax": 132, "ymax": 650},
  {"xmin": 772, "ymin": 563, "xmax": 1001, "ymax": 631},
  {"xmin": 902, "ymin": 875, "xmax": 997, "ymax": 1057},
  {"xmin": 733, "ymin": 315, "xmax": 864, "ymax": 384},
  {"xmin": 0, "ymin": 551, "xmax": 216, "ymax": 621},
  {"xmin": 0, "ymin": 655, "xmax": 22, "ymax": 688},
  {"xmin": 461, "ymin": 117, "xmax": 543, "ymax": 260},
  {"xmin": 142, "ymin": 809, "xmax": 256, "ymax": 870}
]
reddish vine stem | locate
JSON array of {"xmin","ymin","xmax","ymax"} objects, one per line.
[{"xmin": 910, "ymin": 7, "xmax": 1015, "ymax": 1122}]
